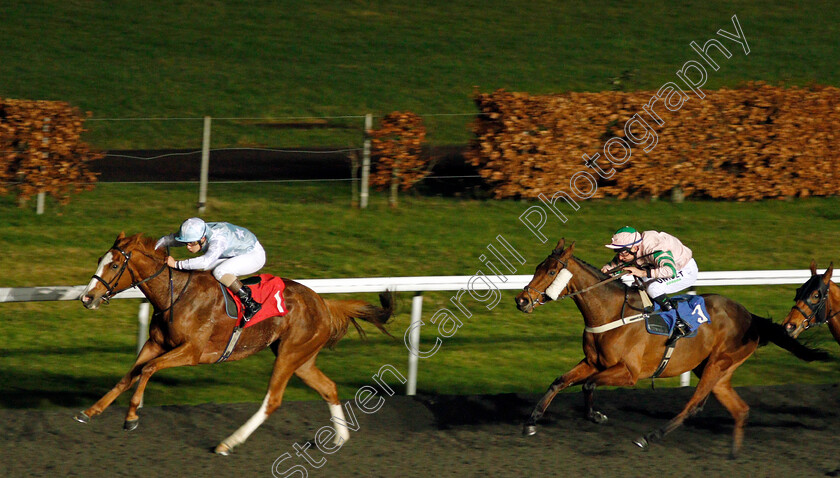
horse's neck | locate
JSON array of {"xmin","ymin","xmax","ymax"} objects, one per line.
[
  {"xmin": 567, "ymin": 259, "xmax": 625, "ymax": 327},
  {"xmin": 133, "ymin": 255, "xmax": 196, "ymax": 310}
]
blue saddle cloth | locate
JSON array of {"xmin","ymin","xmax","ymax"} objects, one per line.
[{"xmin": 644, "ymin": 294, "xmax": 711, "ymax": 337}]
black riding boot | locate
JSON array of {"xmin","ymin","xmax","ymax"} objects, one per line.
[
  {"xmin": 652, "ymin": 294, "xmax": 675, "ymax": 312},
  {"xmin": 236, "ymin": 285, "xmax": 262, "ymax": 322}
]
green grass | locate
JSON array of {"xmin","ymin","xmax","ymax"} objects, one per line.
[
  {"xmin": 1, "ymin": 1, "xmax": 838, "ymax": 148},
  {"xmin": 1, "ymin": 1, "xmax": 838, "ymax": 410},
  {"xmin": 1, "ymin": 184, "xmax": 838, "ymax": 410}
]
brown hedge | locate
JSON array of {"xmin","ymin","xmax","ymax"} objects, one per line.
[
  {"xmin": 466, "ymin": 83, "xmax": 840, "ymax": 201},
  {"xmin": 0, "ymin": 98, "xmax": 101, "ymax": 205},
  {"xmin": 370, "ymin": 111, "xmax": 429, "ymax": 191}
]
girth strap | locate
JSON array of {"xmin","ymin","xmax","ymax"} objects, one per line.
[
  {"xmin": 651, "ymin": 343, "xmax": 676, "ymax": 379},
  {"xmin": 584, "ymin": 313, "xmax": 646, "ymax": 333},
  {"xmin": 216, "ymin": 326, "xmax": 243, "ymax": 363}
]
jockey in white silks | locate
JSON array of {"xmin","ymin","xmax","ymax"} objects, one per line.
[
  {"xmin": 600, "ymin": 226, "xmax": 699, "ymax": 338},
  {"xmin": 156, "ymin": 217, "xmax": 266, "ymax": 321}
]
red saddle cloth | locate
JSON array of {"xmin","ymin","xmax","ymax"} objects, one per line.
[{"xmin": 230, "ymin": 274, "xmax": 288, "ymax": 328}]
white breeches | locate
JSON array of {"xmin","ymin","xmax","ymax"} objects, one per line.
[
  {"xmin": 621, "ymin": 258, "xmax": 699, "ymax": 298},
  {"xmin": 210, "ymin": 242, "xmax": 266, "ymax": 281}
]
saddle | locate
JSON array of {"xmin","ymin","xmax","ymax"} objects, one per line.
[
  {"xmin": 219, "ymin": 274, "xmax": 288, "ymax": 328},
  {"xmin": 638, "ymin": 290, "xmax": 710, "ymax": 379},
  {"xmin": 216, "ymin": 274, "xmax": 288, "ymax": 363},
  {"xmin": 640, "ymin": 291, "xmax": 709, "ymax": 338},
  {"xmin": 219, "ymin": 276, "xmax": 265, "ymax": 320}
]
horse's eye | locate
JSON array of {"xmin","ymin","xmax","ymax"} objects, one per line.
[
  {"xmin": 549, "ymin": 270, "xmax": 556, "ymax": 276},
  {"xmin": 112, "ymin": 263, "xmax": 120, "ymax": 269}
]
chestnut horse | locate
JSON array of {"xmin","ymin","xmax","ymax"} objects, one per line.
[
  {"xmin": 781, "ymin": 260, "xmax": 840, "ymax": 344},
  {"xmin": 515, "ymin": 239, "xmax": 828, "ymax": 458},
  {"xmin": 77, "ymin": 232, "xmax": 394, "ymax": 455}
]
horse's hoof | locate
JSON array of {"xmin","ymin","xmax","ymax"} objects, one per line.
[
  {"xmin": 215, "ymin": 443, "xmax": 232, "ymax": 456},
  {"xmin": 632, "ymin": 436, "xmax": 649, "ymax": 450},
  {"xmin": 522, "ymin": 424, "xmax": 538, "ymax": 437},
  {"xmin": 123, "ymin": 419, "xmax": 139, "ymax": 431},
  {"xmin": 74, "ymin": 411, "xmax": 90, "ymax": 424},
  {"xmin": 588, "ymin": 411, "xmax": 608, "ymax": 424}
]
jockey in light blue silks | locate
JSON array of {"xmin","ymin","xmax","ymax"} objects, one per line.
[{"xmin": 156, "ymin": 217, "xmax": 266, "ymax": 321}]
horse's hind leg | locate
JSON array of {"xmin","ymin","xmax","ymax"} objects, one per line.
[
  {"xmin": 74, "ymin": 340, "xmax": 164, "ymax": 424},
  {"xmin": 215, "ymin": 346, "xmax": 319, "ymax": 455},
  {"xmin": 294, "ymin": 355, "xmax": 351, "ymax": 445},
  {"xmin": 634, "ymin": 359, "xmax": 729, "ymax": 451},
  {"xmin": 523, "ymin": 360, "xmax": 597, "ymax": 436}
]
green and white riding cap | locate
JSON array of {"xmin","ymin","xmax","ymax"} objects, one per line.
[
  {"xmin": 605, "ymin": 226, "xmax": 642, "ymax": 250},
  {"xmin": 175, "ymin": 217, "xmax": 207, "ymax": 243}
]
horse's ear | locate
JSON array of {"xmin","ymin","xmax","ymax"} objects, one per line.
[
  {"xmin": 823, "ymin": 262, "xmax": 834, "ymax": 284},
  {"xmin": 555, "ymin": 238, "xmax": 566, "ymax": 252},
  {"xmin": 810, "ymin": 259, "xmax": 818, "ymax": 276},
  {"xmin": 117, "ymin": 231, "xmax": 126, "ymax": 240},
  {"xmin": 556, "ymin": 240, "xmax": 576, "ymax": 260}
]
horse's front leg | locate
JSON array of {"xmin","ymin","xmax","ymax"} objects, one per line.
[
  {"xmin": 581, "ymin": 363, "xmax": 637, "ymax": 425},
  {"xmin": 122, "ymin": 343, "xmax": 201, "ymax": 431},
  {"xmin": 74, "ymin": 339, "xmax": 164, "ymax": 424},
  {"xmin": 523, "ymin": 360, "xmax": 598, "ymax": 436}
]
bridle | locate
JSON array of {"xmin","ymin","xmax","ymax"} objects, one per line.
[
  {"xmin": 523, "ymin": 257, "xmax": 569, "ymax": 306},
  {"xmin": 91, "ymin": 245, "xmax": 169, "ymax": 304},
  {"xmin": 791, "ymin": 275, "xmax": 837, "ymax": 330}
]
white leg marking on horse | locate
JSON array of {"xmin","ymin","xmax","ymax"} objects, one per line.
[
  {"xmin": 223, "ymin": 395, "xmax": 271, "ymax": 449},
  {"xmin": 330, "ymin": 402, "xmax": 350, "ymax": 445},
  {"xmin": 83, "ymin": 252, "xmax": 114, "ymax": 296}
]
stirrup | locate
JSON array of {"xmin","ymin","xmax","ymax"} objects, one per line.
[
  {"xmin": 665, "ymin": 320, "xmax": 690, "ymax": 346},
  {"xmin": 242, "ymin": 301, "xmax": 261, "ymax": 322}
]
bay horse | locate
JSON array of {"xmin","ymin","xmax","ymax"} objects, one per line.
[
  {"xmin": 76, "ymin": 232, "xmax": 394, "ymax": 455},
  {"xmin": 781, "ymin": 260, "xmax": 840, "ymax": 344},
  {"xmin": 514, "ymin": 239, "xmax": 828, "ymax": 458}
]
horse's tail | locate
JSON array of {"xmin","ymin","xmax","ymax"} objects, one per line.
[
  {"xmin": 324, "ymin": 290, "xmax": 396, "ymax": 347},
  {"xmin": 750, "ymin": 313, "xmax": 830, "ymax": 362}
]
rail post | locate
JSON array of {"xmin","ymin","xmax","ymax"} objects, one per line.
[
  {"xmin": 198, "ymin": 116, "xmax": 211, "ymax": 215},
  {"xmin": 406, "ymin": 292, "xmax": 423, "ymax": 395}
]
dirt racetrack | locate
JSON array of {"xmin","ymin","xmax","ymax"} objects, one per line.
[{"xmin": 2, "ymin": 383, "xmax": 838, "ymax": 478}]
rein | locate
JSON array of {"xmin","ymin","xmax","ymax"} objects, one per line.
[
  {"xmin": 554, "ymin": 271, "xmax": 629, "ymax": 301},
  {"xmin": 523, "ymin": 257, "xmax": 630, "ymax": 305}
]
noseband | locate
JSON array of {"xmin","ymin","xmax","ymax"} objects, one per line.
[
  {"xmin": 92, "ymin": 245, "xmax": 168, "ymax": 303},
  {"xmin": 791, "ymin": 276, "xmax": 832, "ymax": 330},
  {"xmin": 523, "ymin": 257, "xmax": 569, "ymax": 305}
]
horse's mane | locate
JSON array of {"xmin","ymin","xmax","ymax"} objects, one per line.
[
  {"xmin": 572, "ymin": 255, "xmax": 609, "ymax": 280},
  {"xmin": 570, "ymin": 254, "xmax": 627, "ymax": 292},
  {"xmin": 117, "ymin": 233, "xmax": 168, "ymax": 262}
]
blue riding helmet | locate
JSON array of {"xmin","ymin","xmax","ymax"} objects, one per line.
[{"xmin": 175, "ymin": 217, "xmax": 207, "ymax": 243}]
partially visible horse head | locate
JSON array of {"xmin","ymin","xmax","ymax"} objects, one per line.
[
  {"xmin": 782, "ymin": 259, "xmax": 834, "ymax": 338},
  {"xmin": 516, "ymin": 238, "xmax": 575, "ymax": 313},
  {"xmin": 80, "ymin": 232, "xmax": 161, "ymax": 309}
]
